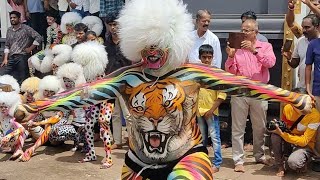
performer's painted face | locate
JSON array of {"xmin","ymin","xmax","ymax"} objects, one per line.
[
  {"xmin": 52, "ymin": 64, "xmax": 58, "ymax": 74},
  {"xmin": 26, "ymin": 92, "xmax": 35, "ymax": 103},
  {"xmin": 63, "ymin": 77, "xmax": 75, "ymax": 89},
  {"xmin": 0, "ymin": 103, "xmax": 9, "ymax": 116},
  {"xmin": 43, "ymin": 90, "xmax": 56, "ymax": 98},
  {"xmin": 141, "ymin": 46, "xmax": 169, "ymax": 69}
]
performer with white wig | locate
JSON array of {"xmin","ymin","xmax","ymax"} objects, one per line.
[
  {"xmin": 15, "ymin": 0, "xmax": 313, "ymax": 178},
  {"xmin": 0, "ymin": 75, "xmax": 27, "ymax": 160}
]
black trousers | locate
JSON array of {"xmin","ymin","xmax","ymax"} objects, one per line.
[
  {"xmin": 2, "ymin": 54, "xmax": 29, "ymax": 85},
  {"xmin": 29, "ymin": 12, "xmax": 47, "ymax": 45}
]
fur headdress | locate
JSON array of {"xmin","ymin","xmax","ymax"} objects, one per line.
[
  {"xmin": 82, "ymin": 16, "xmax": 103, "ymax": 36},
  {"xmin": 71, "ymin": 41, "xmax": 108, "ymax": 82},
  {"xmin": 29, "ymin": 49, "xmax": 53, "ymax": 73},
  {"xmin": 60, "ymin": 12, "xmax": 82, "ymax": 34},
  {"xmin": 56, "ymin": 63, "xmax": 86, "ymax": 89},
  {"xmin": 21, "ymin": 77, "xmax": 40, "ymax": 93},
  {"xmin": 117, "ymin": 0, "xmax": 194, "ymax": 68},
  {"xmin": 0, "ymin": 75, "xmax": 20, "ymax": 93},
  {"xmin": 0, "ymin": 91, "xmax": 22, "ymax": 117},
  {"xmin": 29, "ymin": 44, "xmax": 72, "ymax": 73},
  {"xmin": 52, "ymin": 44, "xmax": 73, "ymax": 66},
  {"xmin": 38, "ymin": 75, "xmax": 63, "ymax": 99}
]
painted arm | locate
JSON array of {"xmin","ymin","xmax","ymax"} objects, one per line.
[
  {"xmin": 180, "ymin": 64, "xmax": 312, "ymax": 114},
  {"xmin": 31, "ymin": 111, "xmax": 63, "ymax": 126}
]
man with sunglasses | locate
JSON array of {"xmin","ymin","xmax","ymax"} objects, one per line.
[{"xmin": 225, "ymin": 19, "xmax": 276, "ymax": 173}]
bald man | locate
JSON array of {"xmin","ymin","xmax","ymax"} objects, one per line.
[{"xmin": 225, "ymin": 19, "xmax": 276, "ymax": 172}]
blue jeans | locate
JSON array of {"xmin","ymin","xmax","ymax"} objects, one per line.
[{"xmin": 198, "ymin": 115, "xmax": 222, "ymax": 168}]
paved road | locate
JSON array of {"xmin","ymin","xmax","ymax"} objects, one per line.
[{"xmin": 0, "ymin": 139, "xmax": 318, "ymax": 180}]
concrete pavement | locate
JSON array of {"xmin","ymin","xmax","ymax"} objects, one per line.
[{"xmin": 0, "ymin": 140, "xmax": 318, "ymax": 180}]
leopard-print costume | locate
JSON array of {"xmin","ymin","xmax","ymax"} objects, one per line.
[
  {"xmin": 81, "ymin": 102, "xmax": 113, "ymax": 168},
  {"xmin": 20, "ymin": 110, "xmax": 87, "ymax": 161}
]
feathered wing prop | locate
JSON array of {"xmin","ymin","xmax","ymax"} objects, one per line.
[{"xmin": 16, "ymin": 64, "xmax": 312, "ymax": 121}]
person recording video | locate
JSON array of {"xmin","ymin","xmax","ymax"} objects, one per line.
[{"xmin": 269, "ymin": 88, "xmax": 320, "ymax": 177}]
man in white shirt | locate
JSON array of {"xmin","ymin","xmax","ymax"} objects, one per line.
[
  {"xmin": 67, "ymin": 0, "xmax": 89, "ymax": 17},
  {"xmin": 87, "ymin": 0, "xmax": 100, "ymax": 16},
  {"xmin": 188, "ymin": 9, "xmax": 222, "ymax": 68},
  {"xmin": 283, "ymin": 14, "xmax": 318, "ymax": 88}
]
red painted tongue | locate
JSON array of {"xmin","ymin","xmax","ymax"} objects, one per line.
[
  {"xmin": 146, "ymin": 60, "xmax": 161, "ymax": 69},
  {"xmin": 149, "ymin": 137, "xmax": 161, "ymax": 148}
]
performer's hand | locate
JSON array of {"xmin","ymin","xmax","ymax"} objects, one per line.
[
  {"xmin": 0, "ymin": 137, "xmax": 10, "ymax": 147},
  {"xmin": 226, "ymin": 42, "xmax": 236, "ymax": 58},
  {"xmin": 27, "ymin": 120, "xmax": 36, "ymax": 127},
  {"xmin": 241, "ymin": 40, "xmax": 255, "ymax": 53}
]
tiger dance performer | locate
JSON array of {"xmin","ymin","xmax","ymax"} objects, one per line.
[
  {"xmin": 70, "ymin": 41, "xmax": 114, "ymax": 168},
  {"xmin": 20, "ymin": 77, "xmax": 44, "ymax": 140},
  {"xmin": 0, "ymin": 75, "xmax": 27, "ymax": 160},
  {"xmin": 15, "ymin": 0, "xmax": 312, "ymax": 179},
  {"xmin": 20, "ymin": 72, "xmax": 87, "ymax": 161}
]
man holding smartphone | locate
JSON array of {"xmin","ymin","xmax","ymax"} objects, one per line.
[
  {"xmin": 225, "ymin": 19, "xmax": 276, "ymax": 173},
  {"xmin": 283, "ymin": 14, "xmax": 319, "ymax": 88}
]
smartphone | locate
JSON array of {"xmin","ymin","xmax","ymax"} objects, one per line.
[
  {"xmin": 228, "ymin": 32, "xmax": 245, "ymax": 49},
  {"xmin": 283, "ymin": 38, "xmax": 293, "ymax": 52}
]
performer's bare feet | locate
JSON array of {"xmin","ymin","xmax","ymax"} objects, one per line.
[
  {"xmin": 19, "ymin": 149, "xmax": 32, "ymax": 162},
  {"xmin": 276, "ymin": 166, "xmax": 285, "ymax": 177},
  {"xmin": 78, "ymin": 155, "xmax": 97, "ymax": 163},
  {"xmin": 234, "ymin": 164, "xmax": 245, "ymax": 173},
  {"xmin": 100, "ymin": 162, "xmax": 113, "ymax": 169},
  {"xmin": 9, "ymin": 149, "xmax": 23, "ymax": 160}
]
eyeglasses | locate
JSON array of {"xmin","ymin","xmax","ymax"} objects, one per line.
[{"xmin": 241, "ymin": 29, "xmax": 255, "ymax": 33}]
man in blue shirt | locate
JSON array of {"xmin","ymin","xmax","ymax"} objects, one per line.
[
  {"xmin": 305, "ymin": 36, "xmax": 320, "ymax": 112},
  {"xmin": 25, "ymin": 0, "xmax": 46, "ymax": 44}
]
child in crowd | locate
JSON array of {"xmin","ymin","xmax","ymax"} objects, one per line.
[
  {"xmin": 197, "ymin": 44, "xmax": 226, "ymax": 173},
  {"xmin": 85, "ymin": 30, "xmax": 103, "ymax": 44}
]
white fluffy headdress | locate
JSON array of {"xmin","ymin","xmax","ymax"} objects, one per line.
[
  {"xmin": 21, "ymin": 77, "xmax": 40, "ymax": 93},
  {"xmin": 29, "ymin": 44, "xmax": 72, "ymax": 73},
  {"xmin": 56, "ymin": 63, "xmax": 87, "ymax": 88},
  {"xmin": 0, "ymin": 75, "xmax": 20, "ymax": 93},
  {"xmin": 117, "ymin": 0, "xmax": 194, "ymax": 67},
  {"xmin": 82, "ymin": 16, "xmax": 103, "ymax": 36},
  {"xmin": 38, "ymin": 75, "xmax": 63, "ymax": 96},
  {"xmin": 29, "ymin": 49, "xmax": 53, "ymax": 73},
  {"xmin": 52, "ymin": 44, "xmax": 73, "ymax": 66},
  {"xmin": 0, "ymin": 91, "xmax": 22, "ymax": 117},
  {"xmin": 61, "ymin": 12, "xmax": 82, "ymax": 34},
  {"xmin": 71, "ymin": 41, "xmax": 108, "ymax": 82}
]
